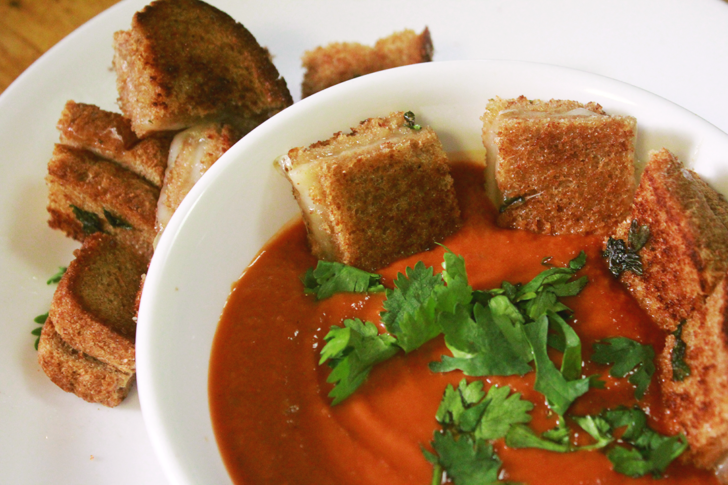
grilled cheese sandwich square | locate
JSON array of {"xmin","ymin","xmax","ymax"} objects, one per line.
[
  {"xmin": 113, "ymin": 0, "xmax": 293, "ymax": 137},
  {"xmin": 482, "ymin": 96, "xmax": 637, "ymax": 236},
  {"xmin": 278, "ymin": 111, "xmax": 460, "ymax": 271}
]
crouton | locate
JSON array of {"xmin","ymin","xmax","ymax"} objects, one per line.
[
  {"xmin": 46, "ymin": 144, "xmax": 159, "ymax": 258},
  {"xmin": 301, "ymin": 28, "xmax": 433, "ymax": 98},
  {"xmin": 48, "ymin": 233, "xmax": 149, "ymax": 374},
  {"xmin": 112, "ymin": 0, "xmax": 292, "ymax": 137},
  {"xmin": 37, "ymin": 318, "xmax": 135, "ymax": 408},
  {"xmin": 278, "ymin": 111, "xmax": 460, "ymax": 271},
  {"xmin": 57, "ymin": 101, "xmax": 171, "ymax": 188},
  {"xmin": 610, "ymin": 148, "xmax": 728, "ymax": 332},
  {"xmin": 482, "ymin": 96, "xmax": 637, "ymax": 236},
  {"xmin": 659, "ymin": 273, "xmax": 728, "ymax": 469}
]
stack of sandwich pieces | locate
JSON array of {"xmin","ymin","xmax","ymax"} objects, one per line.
[
  {"xmin": 36, "ymin": 0, "xmax": 434, "ymax": 408},
  {"xmin": 37, "ymin": 0, "xmax": 293, "ymax": 407}
]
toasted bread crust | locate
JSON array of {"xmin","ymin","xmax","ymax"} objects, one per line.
[
  {"xmin": 659, "ymin": 274, "xmax": 728, "ymax": 468},
  {"xmin": 613, "ymin": 149, "xmax": 728, "ymax": 332},
  {"xmin": 284, "ymin": 111, "xmax": 460, "ymax": 271},
  {"xmin": 301, "ymin": 28, "xmax": 433, "ymax": 98},
  {"xmin": 38, "ymin": 318, "xmax": 135, "ymax": 407},
  {"xmin": 46, "ymin": 144, "xmax": 159, "ymax": 258},
  {"xmin": 482, "ymin": 96, "xmax": 636, "ymax": 236},
  {"xmin": 57, "ymin": 101, "xmax": 171, "ymax": 187},
  {"xmin": 156, "ymin": 122, "xmax": 241, "ymax": 232},
  {"xmin": 113, "ymin": 0, "xmax": 292, "ymax": 137},
  {"xmin": 49, "ymin": 233, "xmax": 148, "ymax": 373}
]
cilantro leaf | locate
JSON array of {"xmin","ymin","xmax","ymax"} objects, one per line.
[
  {"xmin": 435, "ymin": 380, "xmax": 486, "ymax": 428},
  {"xmin": 319, "ymin": 319, "xmax": 398, "ymax": 404},
  {"xmin": 472, "ymin": 385, "xmax": 533, "ymax": 441},
  {"xmin": 380, "ymin": 261, "xmax": 444, "ymax": 352},
  {"xmin": 46, "ymin": 266, "xmax": 67, "ymax": 285},
  {"xmin": 431, "ymin": 303, "xmax": 533, "ymax": 376},
  {"xmin": 505, "ymin": 423, "xmax": 570, "ymax": 452},
  {"xmin": 571, "ymin": 415, "xmax": 614, "ymax": 450},
  {"xmin": 428, "ymin": 432, "xmax": 504, "ymax": 485},
  {"xmin": 525, "ymin": 316, "xmax": 590, "ymax": 416},
  {"xmin": 591, "ymin": 338, "xmax": 655, "ymax": 399},
  {"xmin": 601, "ymin": 406, "xmax": 688, "ymax": 478},
  {"xmin": 302, "ymin": 261, "xmax": 384, "ymax": 300}
]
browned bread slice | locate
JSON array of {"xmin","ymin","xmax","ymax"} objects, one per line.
[
  {"xmin": 46, "ymin": 144, "xmax": 159, "ymax": 258},
  {"xmin": 156, "ymin": 122, "xmax": 241, "ymax": 232},
  {"xmin": 57, "ymin": 100, "xmax": 171, "ymax": 188},
  {"xmin": 301, "ymin": 28, "xmax": 433, "ymax": 98},
  {"xmin": 278, "ymin": 111, "xmax": 460, "ymax": 271},
  {"xmin": 49, "ymin": 233, "xmax": 149, "ymax": 374},
  {"xmin": 37, "ymin": 318, "xmax": 135, "ymax": 408},
  {"xmin": 610, "ymin": 148, "xmax": 728, "ymax": 332},
  {"xmin": 481, "ymin": 96, "xmax": 637, "ymax": 236},
  {"xmin": 658, "ymin": 272, "xmax": 728, "ymax": 469},
  {"xmin": 112, "ymin": 0, "xmax": 293, "ymax": 137}
]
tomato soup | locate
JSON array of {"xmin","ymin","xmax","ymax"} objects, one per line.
[{"xmin": 209, "ymin": 162, "xmax": 718, "ymax": 485}]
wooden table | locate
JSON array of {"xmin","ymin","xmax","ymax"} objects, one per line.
[{"xmin": 0, "ymin": 0, "xmax": 120, "ymax": 94}]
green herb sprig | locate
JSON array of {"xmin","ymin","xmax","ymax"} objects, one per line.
[{"xmin": 33, "ymin": 266, "xmax": 67, "ymax": 350}]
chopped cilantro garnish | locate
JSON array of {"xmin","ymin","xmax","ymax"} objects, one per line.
[
  {"xmin": 318, "ymin": 318, "xmax": 398, "ymax": 405},
  {"xmin": 425, "ymin": 432, "xmax": 504, "ymax": 485},
  {"xmin": 601, "ymin": 407, "xmax": 688, "ymax": 477},
  {"xmin": 71, "ymin": 205, "xmax": 104, "ymax": 234},
  {"xmin": 425, "ymin": 379, "xmax": 531, "ymax": 484},
  {"xmin": 525, "ymin": 316, "xmax": 591, "ymax": 417},
  {"xmin": 302, "ymin": 261, "xmax": 384, "ymax": 300},
  {"xmin": 33, "ymin": 267, "xmax": 65, "ymax": 350},
  {"xmin": 380, "ymin": 261, "xmax": 444, "ymax": 352},
  {"xmin": 670, "ymin": 320, "xmax": 691, "ymax": 382},
  {"xmin": 46, "ymin": 266, "xmax": 66, "ymax": 285},
  {"xmin": 103, "ymin": 209, "xmax": 132, "ymax": 229},
  {"xmin": 591, "ymin": 337, "xmax": 656, "ymax": 399}
]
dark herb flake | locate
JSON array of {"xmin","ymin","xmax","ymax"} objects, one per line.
[
  {"xmin": 71, "ymin": 205, "xmax": 104, "ymax": 235},
  {"xmin": 403, "ymin": 111, "xmax": 422, "ymax": 130},
  {"xmin": 670, "ymin": 320, "xmax": 691, "ymax": 381},
  {"xmin": 603, "ymin": 219, "xmax": 650, "ymax": 277},
  {"xmin": 103, "ymin": 209, "xmax": 132, "ymax": 229},
  {"xmin": 499, "ymin": 195, "xmax": 525, "ymax": 213}
]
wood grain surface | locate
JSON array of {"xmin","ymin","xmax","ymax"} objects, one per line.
[{"xmin": 0, "ymin": 0, "xmax": 119, "ymax": 94}]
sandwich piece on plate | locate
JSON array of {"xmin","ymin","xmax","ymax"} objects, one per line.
[
  {"xmin": 482, "ymin": 96, "xmax": 637, "ymax": 236},
  {"xmin": 46, "ymin": 144, "xmax": 159, "ymax": 259},
  {"xmin": 56, "ymin": 100, "xmax": 171, "ymax": 188},
  {"xmin": 48, "ymin": 233, "xmax": 148, "ymax": 375},
  {"xmin": 39, "ymin": 233, "xmax": 148, "ymax": 407},
  {"xmin": 156, "ymin": 122, "xmax": 242, "ymax": 233},
  {"xmin": 301, "ymin": 28, "xmax": 433, "ymax": 98},
  {"xmin": 278, "ymin": 111, "xmax": 460, "ymax": 271},
  {"xmin": 37, "ymin": 318, "xmax": 135, "ymax": 408},
  {"xmin": 113, "ymin": 0, "xmax": 293, "ymax": 137},
  {"xmin": 607, "ymin": 148, "xmax": 728, "ymax": 333},
  {"xmin": 658, "ymin": 272, "xmax": 728, "ymax": 470}
]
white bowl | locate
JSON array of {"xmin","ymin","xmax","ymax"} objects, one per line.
[{"xmin": 136, "ymin": 59, "xmax": 728, "ymax": 485}]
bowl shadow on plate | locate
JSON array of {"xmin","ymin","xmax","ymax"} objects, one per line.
[{"xmin": 9, "ymin": 178, "xmax": 79, "ymax": 274}]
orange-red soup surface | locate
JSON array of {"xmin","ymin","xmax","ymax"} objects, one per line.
[{"xmin": 209, "ymin": 162, "xmax": 717, "ymax": 485}]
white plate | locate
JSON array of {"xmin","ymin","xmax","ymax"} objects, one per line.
[
  {"xmin": 2, "ymin": 1, "xmax": 728, "ymax": 483},
  {"xmin": 138, "ymin": 59, "xmax": 728, "ymax": 484}
]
